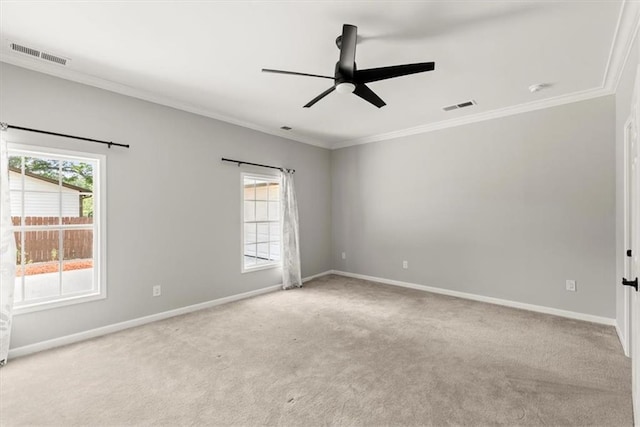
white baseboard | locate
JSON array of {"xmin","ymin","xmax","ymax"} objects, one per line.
[
  {"xmin": 331, "ymin": 270, "xmax": 617, "ymax": 326},
  {"xmin": 302, "ymin": 270, "xmax": 332, "ymax": 283},
  {"xmin": 616, "ymin": 322, "xmax": 630, "ymax": 357},
  {"xmin": 8, "ymin": 270, "xmax": 333, "ymax": 360}
]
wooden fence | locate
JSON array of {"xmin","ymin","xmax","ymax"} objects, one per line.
[{"xmin": 12, "ymin": 216, "xmax": 93, "ymax": 263}]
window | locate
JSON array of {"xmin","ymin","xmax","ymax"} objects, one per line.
[
  {"xmin": 242, "ymin": 173, "xmax": 281, "ymax": 272},
  {"xmin": 8, "ymin": 144, "xmax": 106, "ymax": 312}
]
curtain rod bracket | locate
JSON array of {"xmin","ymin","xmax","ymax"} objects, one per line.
[{"xmin": 0, "ymin": 123, "xmax": 7, "ymax": 132}]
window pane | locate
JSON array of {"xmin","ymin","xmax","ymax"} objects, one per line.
[
  {"xmin": 244, "ymin": 244, "xmax": 256, "ymax": 257},
  {"xmin": 243, "ymin": 178, "xmax": 255, "ymax": 200},
  {"xmin": 257, "ymin": 243, "xmax": 269, "ymax": 261},
  {"xmin": 60, "ymin": 192, "xmax": 80, "ymax": 218},
  {"xmin": 62, "ymin": 228, "xmax": 93, "ymax": 261},
  {"xmin": 22, "ymin": 228, "xmax": 61, "ymax": 301},
  {"xmin": 80, "ymin": 195, "xmax": 94, "ymax": 222},
  {"xmin": 270, "ymin": 243, "xmax": 281, "ymax": 261},
  {"xmin": 61, "ymin": 229, "xmax": 94, "ymax": 296},
  {"xmin": 270, "ymin": 223, "xmax": 280, "ymax": 240},
  {"xmin": 24, "ymin": 270, "xmax": 60, "ymax": 301},
  {"xmin": 255, "ymin": 182, "xmax": 269, "ymax": 200},
  {"xmin": 62, "ymin": 160, "xmax": 94, "ymax": 189},
  {"xmin": 244, "ymin": 201, "xmax": 255, "ymax": 222},
  {"xmin": 244, "ymin": 244, "xmax": 256, "ymax": 268},
  {"xmin": 268, "ymin": 201, "xmax": 279, "ymax": 221},
  {"xmin": 23, "ymin": 201, "xmax": 59, "ymax": 217},
  {"xmin": 8, "ymin": 156, "xmax": 23, "ymax": 190},
  {"xmin": 244, "ymin": 223, "xmax": 256, "ymax": 244},
  {"xmin": 257, "ymin": 223, "xmax": 269, "ymax": 243},
  {"xmin": 9, "ymin": 190, "xmax": 22, "ymax": 220},
  {"xmin": 255, "ymin": 201, "xmax": 268, "ymax": 221},
  {"xmin": 21, "ymin": 170, "xmax": 61, "ymax": 218},
  {"xmin": 61, "ymin": 159, "xmax": 94, "ymax": 219},
  {"xmin": 268, "ymin": 183, "xmax": 280, "ymax": 201},
  {"xmin": 13, "ymin": 231, "xmax": 23, "ymax": 304},
  {"xmin": 22, "ymin": 191, "xmax": 61, "ymax": 218},
  {"xmin": 23, "ymin": 228, "xmax": 59, "ymax": 265},
  {"xmin": 22, "ymin": 156, "xmax": 60, "ymax": 182}
]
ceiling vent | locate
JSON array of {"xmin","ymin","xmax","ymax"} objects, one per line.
[
  {"xmin": 10, "ymin": 43, "xmax": 39, "ymax": 58},
  {"xmin": 9, "ymin": 42, "xmax": 68, "ymax": 66},
  {"xmin": 40, "ymin": 52, "xmax": 67, "ymax": 65},
  {"xmin": 442, "ymin": 100, "xmax": 476, "ymax": 112}
]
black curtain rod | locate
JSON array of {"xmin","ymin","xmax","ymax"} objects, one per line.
[
  {"xmin": 221, "ymin": 157, "xmax": 294, "ymax": 173},
  {"xmin": 0, "ymin": 123, "xmax": 129, "ymax": 149}
]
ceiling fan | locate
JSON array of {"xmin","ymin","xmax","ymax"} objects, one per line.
[{"xmin": 262, "ymin": 24, "xmax": 435, "ymax": 109}]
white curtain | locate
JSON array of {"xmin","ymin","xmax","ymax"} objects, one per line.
[
  {"xmin": 0, "ymin": 136, "xmax": 16, "ymax": 365},
  {"xmin": 281, "ymin": 169, "xmax": 302, "ymax": 289}
]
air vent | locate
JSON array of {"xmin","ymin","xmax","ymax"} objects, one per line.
[
  {"xmin": 9, "ymin": 42, "xmax": 69, "ymax": 66},
  {"xmin": 10, "ymin": 43, "xmax": 40, "ymax": 58},
  {"xmin": 442, "ymin": 100, "xmax": 476, "ymax": 112},
  {"xmin": 40, "ymin": 52, "xmax": 67, "ymax": 65}
]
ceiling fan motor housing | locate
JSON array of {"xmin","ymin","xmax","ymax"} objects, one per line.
[{"xmin": 334, "ymin": 61, "xmax": 354, "ymax": 85}]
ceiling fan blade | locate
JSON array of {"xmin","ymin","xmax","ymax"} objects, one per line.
[
  {"xmin": 303, "ymin": 86, "xmax": 336, "ymax": 108},
  {"xmin": 338, "ymin": 24, "xmax": 357, "ymax": 79},
  {"xmin": 262, "ymin": 69, "xmax": 334, "ymax": 80},
  {"xmin": 353, "ymin": 84, "xmax": 386, "ymax": 108},
  {"xmin": 355, "ymin": 62, "xmax": 435, "ymax": 84}
]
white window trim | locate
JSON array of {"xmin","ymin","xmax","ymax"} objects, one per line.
[
  {"xmin": 240, "ymin": 171, "xmax": 282, "ymax": 274},
  {"xmin": 8, "ymin": 142, "xmax": 107, "ymax": 314}
]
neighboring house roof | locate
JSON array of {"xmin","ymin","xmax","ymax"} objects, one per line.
[{"xmin": 9, "ymin": 166, "xmax": 92, "ymax": 193}]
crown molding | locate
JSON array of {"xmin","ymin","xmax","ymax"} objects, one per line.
[
  {"xmin": 0, "ymin": 54, "xmax": 331, "ymax": 150},
  {"xmin": 331, "ymin": 86, "xmax": 613, "ymax": 149}
]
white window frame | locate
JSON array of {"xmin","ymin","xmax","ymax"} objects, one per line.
[
  {"xmin": 8, "ymin": 142, "xmax": 107, "ymax": 314},
  {"xmin": 241, "ymin": 172, "xmax": 282, "ymax": 273}
]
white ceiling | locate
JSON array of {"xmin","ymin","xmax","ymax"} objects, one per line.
[{"xmin": 0, "ymin": 1, "xmax": 637, "ymax": 149}]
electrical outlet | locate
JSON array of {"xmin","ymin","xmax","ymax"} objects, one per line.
[
  {"xmin": 402, "ymin": 260, "xmax": 408, "ymax": 269},
  {"xmin": 565, "ymin": 280, "xmax": 576, "ymax": 292},
  {"xmin": 153, "ymin": 285, "xmax": 161, "ymax": 297},
  {"xmin": 341, "ymin": 252, "xmax": 346, "ymax": 260}
]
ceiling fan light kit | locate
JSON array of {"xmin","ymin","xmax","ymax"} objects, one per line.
[
  {"xmin": 336, "ymin": 82, "xmax": 356, "ymax": 94},
  {"xmin": 262, "ymin": 24, "xmax": 435, "ymax": 108}
]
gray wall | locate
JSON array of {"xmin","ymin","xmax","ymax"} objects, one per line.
[
  {"xmin": 1, "ymin": 63, "xmax": 332, "ymax": 348},
  {"xmin": 615, "ymin": 36, "xmax": 639, "ymax": 334},
  {"xmin": 332, "ymin": 96, "xmax": 616, "ymax": 318},
  {"xmin": 0, "ymin": 59, "xmax": 622, "ymax": 349}
]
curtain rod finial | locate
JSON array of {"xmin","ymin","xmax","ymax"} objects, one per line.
[{"xmin": 0, "ymin": 123, "xmax": 7, "ymax": 131}]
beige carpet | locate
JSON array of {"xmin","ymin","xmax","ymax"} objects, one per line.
[{"xmin": 0, "ymin": 274, "xmax": 632, "ymax": 426}]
